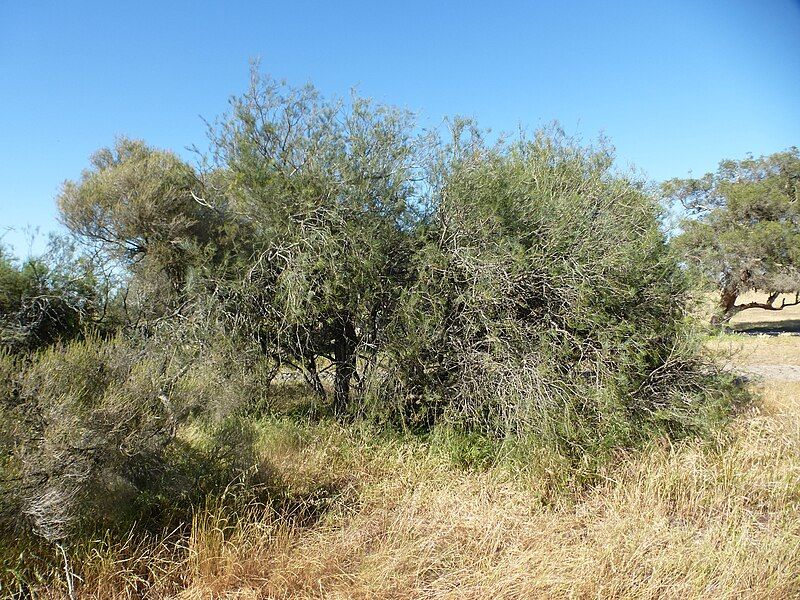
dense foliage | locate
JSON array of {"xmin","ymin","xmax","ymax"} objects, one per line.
[
  {"xmin": 1, "ymin": 72, "xmax": 738, "ymax": 591},
  {"xmin": 0, "ymin": 245, "xmax": 101, "ymax": 352},
  {"xmin": 666, "ymin": 148, "xmax": 800, "ymax": 323},
  {"xmin": 377, "ymin": 126, "xmax": 727, "ymax": 451}
]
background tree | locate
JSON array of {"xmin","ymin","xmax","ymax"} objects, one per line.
[
  {"xmin": 0, "ymin": 242, "xmax": 101, "ymax": 352},
  {"xmin": 57, "ymin": 138, "xmax": 223, "ymax": 326},
  {"xmin": 666, "ymin": 148, "xmax": 800, "ymax": 324}
]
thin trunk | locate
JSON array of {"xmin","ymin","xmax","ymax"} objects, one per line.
[
  {"xmin": 711, "ymin": 287, "xmax": 739, "ymax": 326},
  {"xmin": 303, "ymin": 354, "xmax": 326, "ymax": 399},
  {"xmin": 333, "ymin": 314, "xmax": 357, "ymax": 417}
]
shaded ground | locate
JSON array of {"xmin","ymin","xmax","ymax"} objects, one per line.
[
  {"xmin": 728, "ymin": 292, "xmax": 800, "ymax": 336},
  {"xmin": 729, "ymin": 320, "xmax": 800, "ymax": 336},
  {"xmin": 712, "ymin": 293, "xmax": 800, "ymax": 381}
]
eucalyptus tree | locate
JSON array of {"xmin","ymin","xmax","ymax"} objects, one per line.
[{"xmin": 666, "ymin": 148, "xmax": 800, "ymax": 324}]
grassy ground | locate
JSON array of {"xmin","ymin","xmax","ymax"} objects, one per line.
[
  {"xmin": 11, "ymin": 298, "xmax": 799, "ymax": 599},
  {"xmin": 728, "ymin": 292, "xmax": 800, "ymax": 334},
  {"xmin": 38, "ymin": 326, "xmax": 797, "ymax": 598},
  {"xmin": 709, "ymin": 292, "xmax": 800, "ymax": 382}
]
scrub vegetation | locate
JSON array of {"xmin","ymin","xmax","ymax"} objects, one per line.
[{"xmin": 2, "ymin": 71, "xmax": 795, "ymax": 599}]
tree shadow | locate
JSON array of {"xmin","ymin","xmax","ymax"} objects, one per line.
[{"xmin": 729, "ymin": 319, "xmax": 800, "ymax": 336}]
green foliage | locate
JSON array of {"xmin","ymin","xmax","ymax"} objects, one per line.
[
  {"xmin": 373, "ymin": 125, "xmax": 735, "ymax": 454},
  {"xmin": 58, "ymin": 138, "xmax": 207, "ymax": 266},
  {"xmin": 430, "ymin": 426, "xmax": 500, "ymax": 470},
  {"xmin": 57, "ymin": 138, "xmax": 228, "ymax": 326},
  {"xmin": 0, "ymin": 244, "xmax": 100, "ymax": 352},
  {"xmin": 48, "ymin": 73, "xmax": 736, "ymax": 452},
  {"xmin": 0, "ymin": 332, "xmax": 272, "ymax": 545},
  {"xmin": 667, "ymin": 147, "xmax": 800, "ymax": 321},
  {"xmin": 208, "ymin": 72, "xmax": 423, "ymax": 412},
  {"xmin": 0, "ymin": 70, "xmax": 744, "ymax": 580}
]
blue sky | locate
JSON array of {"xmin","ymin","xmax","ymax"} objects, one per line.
[{"xmin": 1, "ymin": 0, "xmax": 799, "ymax": 256}]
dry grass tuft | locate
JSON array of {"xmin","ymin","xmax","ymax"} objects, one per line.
[
  {"xmin": 65, "ymin": 394, "xmax": 799, "ymax": 598},
  {"xmin": 32, "ymin": 335, "xmax": 800, "ymax": 599}
]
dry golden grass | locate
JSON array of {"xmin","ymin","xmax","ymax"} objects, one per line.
[
  {"xmin": 43, "ymin": 325, "xmax": 800, "ymax": 599},
  {"xmin": 66, "ymin": 382, "xmax": 800, "ymax": 597},
  {"xmin": 708, "ymin": 334, "xmax": 800, "ymax": 370}
]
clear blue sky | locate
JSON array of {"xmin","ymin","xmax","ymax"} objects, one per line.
[{"xmin": 2, "ymin": 0, "xmax": 799, "ymax": 256}]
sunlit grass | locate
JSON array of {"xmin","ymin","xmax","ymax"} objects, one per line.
[
  {"xmin": 60, "ymin": 394, "xmax": 799, "ymax": 597},
  {"xmin": 10, "ymin": 333, "xmax": 800, "ymax": 599}
]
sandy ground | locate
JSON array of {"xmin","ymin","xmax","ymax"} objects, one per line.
[
  {"xmin": 728, "ymin": 291, "xmax": 800, "ymax": 333},
  {"xmin": 710, "ymin": 292, "xmax": 800, "ymax": 382},
  {"xmin": 734, "ymin": 364, "xmax": 800, "ymax": 382}
]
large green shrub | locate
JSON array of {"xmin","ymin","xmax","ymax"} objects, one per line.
[
  {"xmin": 372, "ymin": 126, "xmax": 735, "ymax": 454},
  {"xmin": 209, "ymin": 73, "xmax": 422, "ymax": 414},
  {"xmin": 50, "ymin": 74, "xmax": 735, "ymax": 452}
]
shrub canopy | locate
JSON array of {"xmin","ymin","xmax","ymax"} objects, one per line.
[{"xmin": 375, "ymin": 125, "xmax": 727, "ymax": 450}]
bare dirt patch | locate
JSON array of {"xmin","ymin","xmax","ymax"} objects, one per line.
[{"xmin": 734, "ymin": 364, "xmax": 800, "ymax": 382}]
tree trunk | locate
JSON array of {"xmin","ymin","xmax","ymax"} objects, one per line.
[
  {"xmin": 302, "ymin": 354, "xmax": 327, "ymax": 399},
  {"xmin": 332, "ymin": 314, "xmax": 357, "ymax": 417},
  {"xmin": 711, "ymin": 287, "xmax": 739, "ymax": 326}
]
